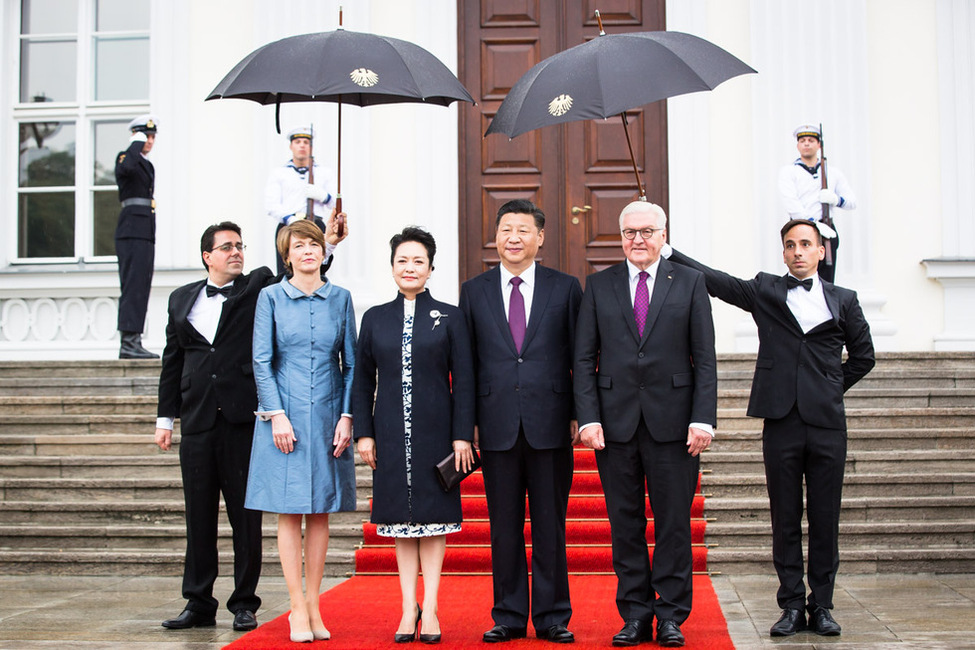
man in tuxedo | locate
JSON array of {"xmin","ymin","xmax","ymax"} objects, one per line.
[
  {"xmin": 574, "ymin": 201, "xmax": 717, "ymax": 648},
  {"xmin": 664, "ymin": 218, "xmax": 874, "ymax": 637},
  {"xmin": 154, "ymin": 218, "xmax": 343, "ymax": 631},
  {"xmin": 459, "ymin": 200, "xmax": 582, "ymax": 644}
]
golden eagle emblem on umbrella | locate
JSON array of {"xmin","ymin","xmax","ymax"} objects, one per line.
[
  {"xmin": 548, "ymin": 94, "xmax": 573, "ymax": 116},
  {"xmin": 350, "ymin": 68, "xmax": 379, "ymax": 87}
]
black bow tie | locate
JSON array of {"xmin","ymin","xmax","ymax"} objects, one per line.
[
  {"xmin": 787, "ymin": 276, "xmax": 814, "ymax": 292},
  {"xmin": 206, "ymin": 284, "xmax": 233, "ymax": 298}
]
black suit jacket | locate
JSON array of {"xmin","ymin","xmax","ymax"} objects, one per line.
[
  {"xmin": 459, "ymin": 264, "xmax": 582, "ymax": 451},
  {"xmin": 114, "ymin": 140, "xmax": 155, "ymax": 241},
  {"xmin": 574, "ymin": 259, "xmax": 717, "ymax": 442},
  {"xmin": 669, "ymin": 249, "xmax": 875, "ymax": 429},
  {"xmin": 157, "ymin": 267, "xmax": 275, "ymax": 435}
]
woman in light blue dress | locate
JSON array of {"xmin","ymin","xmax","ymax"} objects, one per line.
[{"xmin": 245, "ymin": 219, "xmax": 356, "ymax": 643}]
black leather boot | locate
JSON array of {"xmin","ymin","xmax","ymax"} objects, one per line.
[{"xmin": 119, "ymin": 331, "xmax": 159, "ymax": 359}]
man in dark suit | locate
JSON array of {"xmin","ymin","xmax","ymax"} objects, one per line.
[
  {"xmin": 665, "ymin": 218, "xmax": 874, "ymax": 638},
  {"xmin": 459, "ymin": 200, "xmax": 582, "ymax": 644},
  {"xmin": 153, "ymin": 219, "xmax": 342, "ymax": 632},
  {"xmin": 574, "ymin": 201, "xmax": 717, "ymax": 648},
  {"xmin": 115, "ymin": 114, "xmax": 160, "ymax": 359}
]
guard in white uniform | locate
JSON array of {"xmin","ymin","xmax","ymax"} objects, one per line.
[
  {"xmin": 778, "ymin": 124, "xmax": 857, "ymax": 283},
  {"xmin": 264, "ymin": 127, "xmax": 336, "ymax": 274}
]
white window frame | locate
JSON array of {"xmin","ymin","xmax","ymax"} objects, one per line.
[{"xmin": 7, "ymin": 0, "xmax": 150, "ymax": 265}]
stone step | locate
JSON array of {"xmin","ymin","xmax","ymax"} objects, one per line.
[
  {"xmin": 701, "ymin": 449, "xmax": 975, "ymax": 474},
  {"xmin": 716, "ymin": 369, "xmax": 975, "ymax": 390},
  {"xmin": 0, "ymin": 434, "xmax": 170, "ymax": 457},
  {"xmin": 0, "ymin": 360, "xmax": 162, "ymax": 379},
  {"xmin": 0, "ymin": 377, "xmax": 159, "ymax": 397},
  {"xmin": 717, "ymin": 388, "xmax": 975, "ymax": 409},
  {"xmin": 707, "ymin": 546, "xmax": 975, "ymax": 575},
  {"xmin": 702, "ymin": 472, "xmax": 975, "ymax": 498},
  {"xmin": 714, "ymin": 407, "xmax": 975, "ymax": 431},
  {"xmin": 709, "ymin": 352, "xmax": 975, "ymax": 374},
  {"xmin": 707, "ymin": 428, "xmax": 975, "ymax": 452},
  {"xmin": 0, "ymin": 396, "xmax": 158, "ymax": 416},
  {"xmin": 704, "ymin": 521, "xmax": 975, "ymax": 548},
  {"xmin": 0, "ymin": 414, "xmax": 163, "ymax": 436},
  {"xmin": 0, "ymin": 500, "xmax": 371, "ymax": 525},
  {"xmin": 0, "ymin": 475, "xmax": 376, "ymax": 502},
  {"xmin": 0, "ymin": 455, "xmax": 181, "ymax": 479},
  {"xmin": 704, "ymin": 495, "xmax": 975, "ymax": 523},
  {"xmin": 0, "ymin": 548, "xmax": 356, "ymax": 577}
]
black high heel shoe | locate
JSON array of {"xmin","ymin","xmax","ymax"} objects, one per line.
[
  {"xmin": 418, "ymin": 611, "xmax": 441, "ymax": 644},
  {"xmin": 394, "ymin": 607, "xmax": 422, "ymax": 643}
]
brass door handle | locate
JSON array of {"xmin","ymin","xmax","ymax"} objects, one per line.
[{"xmin": 571, "ymin": 205, "xmax": 592, "ymax": 214}]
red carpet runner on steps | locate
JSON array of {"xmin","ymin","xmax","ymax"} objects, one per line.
[{"xmin": 225, "ymin": 447, "xmax": 735, "ymax": 649}]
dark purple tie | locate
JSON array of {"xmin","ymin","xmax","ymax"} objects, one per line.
[
  {"xmin": 634, "ymin": 271, "xmax": 649, "ymax": 336},
  {"xmin": 509, "ymin": 276, "xmax": 526, "ymax": 352}
]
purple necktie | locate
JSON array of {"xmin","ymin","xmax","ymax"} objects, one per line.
[
  {"xmin": 634, "ymin": 271, "xmax": 649, "ymax": 337},
  {"xmin": 509, "ymin": 276, "xmax": 526, "ymax": 352}
]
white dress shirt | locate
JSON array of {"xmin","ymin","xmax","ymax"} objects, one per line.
[
  {"xmin": 499, "ymin": 262, "xmax": 536, "ymax": 325},
  {"xmin": 786, "ymin": 273, "xmax": 832, "ymax": 333},
  {"xmin": 155, "ymin": 280, "xmax": 233, "ymax": 431}
]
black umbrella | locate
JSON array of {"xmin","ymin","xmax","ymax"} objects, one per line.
[
  {"xmin": 207, "ymin": 13, "xmax": 475, "ymax": 217},
  {"xmin": 485, "ymin": 14, "xmax": 755, "ymax": 198}
]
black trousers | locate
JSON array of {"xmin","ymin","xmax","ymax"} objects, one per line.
[
  {"xmin": 817, "ymin": 229, "xmax": 839, "ymax": 283},
  {"xmin": 595, "ymin": 420, "xmax": 699, "ymax": 624},
  {"xmin": 178, "ymin": 413, "xmax": 263, "ymax": 615},
  {"xmin": 115, "ymin": 237, "xmax": 154, "ymax": 332},
  {"xmin": 274, "ymin": 217, "xmax": 326, "ymax": 275},
  {"xmin": 763, "ymin": 405, "xmax": 846, "ymax": 611},
  {"xmin": 481, "ymin": 430, "xmax": 573, "ymax": 630}
]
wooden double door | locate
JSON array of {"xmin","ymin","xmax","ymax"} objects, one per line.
[{"xmin": 458, "ymin": 0, "xmax": 668, "ymax": 282}]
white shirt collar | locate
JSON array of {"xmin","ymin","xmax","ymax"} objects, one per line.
[
  {"xmin": 499, "ymin": 262, "xmax": 536, "ymax": 288},
  {"xmin": 625, "ymin": 258, "xmax": 661, "ymax": 282}
]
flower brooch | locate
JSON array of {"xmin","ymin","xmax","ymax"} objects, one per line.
[{"xmin": 430, "ymin": 309, "xmax": 446, "ymax": 330}]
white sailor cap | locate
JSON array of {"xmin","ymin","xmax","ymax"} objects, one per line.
[
  {"xmin": 793, "ymin": 124, "xmax": 821, "ymax": 140},
  {"xmin": 288, "ymin": 126, "xmax": 313, "ymax": 141},
  {"xmin": 128, "ymin": 114, "xmax": 158, "ymax": 134}
]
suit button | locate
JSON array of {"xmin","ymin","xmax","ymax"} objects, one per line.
[
  {"xmin": 639, "ymin": 383, "xmax": 645, "ymax": 389},
  {"xmin": 518, "ymin": 358, "xmax": 523, "ymax": 363},
  {"xmin": 515, "ymin": 385, "xmax": 520, "ymax": 391},
  {"xmin": 211, "ymin": 374, "xmax": 217, "ymax": 379},
  {"xmin": 638, "ymin": 352, "xmax": 645, "ymax": 358},
  {"xmin": 210, "ymin": 347, "xmax": 215, "ymax": 352}
]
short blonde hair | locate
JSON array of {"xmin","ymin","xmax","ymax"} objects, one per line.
[
  {"xmin": 618, "ymin": 200, "xmax": 667, "ymax": 229},
  {"xmin": 277, "ymin": 220, "xmax": 326, "ymax": 273}
]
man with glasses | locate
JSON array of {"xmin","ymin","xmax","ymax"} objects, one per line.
[
  {"xmin": 574, "ymin": 201, "xmax": 717, "ymax": 648},
  {"xmin": 153, "ymin": 217, "xmax": 345, "ymax": 632},
  {"xmin": 115, "ymin": 114, "xmax": 160, "ymax": 358}
]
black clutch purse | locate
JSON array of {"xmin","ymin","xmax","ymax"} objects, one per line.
[{"xmin": 435, "ymin": 448, "xmax": 481, "ymax": 492}]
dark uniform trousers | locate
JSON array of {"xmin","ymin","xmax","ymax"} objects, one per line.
[{"xmin": 116, "ymin": 232, "xmax": 154, "ymax": 333}]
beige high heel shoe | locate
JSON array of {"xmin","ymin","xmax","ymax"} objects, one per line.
[{"xmin": 288, "ymin": 613, "xmax": 314, "ymax": 643}]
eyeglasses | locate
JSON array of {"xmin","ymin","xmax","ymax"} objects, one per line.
[
  {"xmin": 621, "ymin": 228, "xmax": 663, "ymax": 240},
  {"xmin": 210, "ymin": 243, "xmax": 246, "ymax": 253}
]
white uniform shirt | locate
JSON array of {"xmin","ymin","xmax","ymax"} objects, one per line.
[
  {"xmin": 778, "ymin": 159, "xmax": 857, "ymax": 220},
  {"xmin": 265, "ymin": 161, "xmax": 336, "ymax": 222}
]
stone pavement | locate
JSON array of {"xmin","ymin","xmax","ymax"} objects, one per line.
[{"xmin": 0, "ymin": 573, "xmax": 972, "ymax": 649}]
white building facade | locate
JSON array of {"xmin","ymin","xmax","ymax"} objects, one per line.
[{"xmin": 1, "ymin": 0, "xmax": 972, "ymax": 359}]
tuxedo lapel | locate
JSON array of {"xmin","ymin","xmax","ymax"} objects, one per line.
[
  {"xmin": 482, "ymin": 267, "xmax": 520, "ymax": 356},
  {"xmin": 642, "ymin": 259, "xmax": 674, "ymax": 345},
  {"xmin": 821, "ymin": 280, "xmax": 841, "ymax": 324},
  {"xmin": 775, "ymin": 274, "xmax": 804, "ymax": 332},
  {"xmin": 175, "ymin": 280, "xmax": 208, "ymax": 343},
  {"xmin": 213, "ymin": 278, "xmax": 247, "ymax": 342},
  {"xmin": 522, "ymin": 264, "xmax": 553, "ymax": 351},
  {"xmin": 610, "ymin": 263, "xmax": 641, "ymax": 344}
]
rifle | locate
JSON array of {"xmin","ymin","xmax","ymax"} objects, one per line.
[
  {"xmin": 305, "ymin": 124, "xmax": 315, "ymax": 220},
  {"xmin": 819, "ymin": 122, "xmax": 833, "ymax": 267}
]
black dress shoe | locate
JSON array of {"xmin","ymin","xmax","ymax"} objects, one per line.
[
  {"xmin": 769, "ymin": 608, "xmax": 806, "ymax": 637},
  {"xmin": 655, "ymin": 620, "xmax": 685, "ymax": 647},
  {"xmin": 483, "ymin": 624, "xmax": 528, "ymax": 642},
  {"xmin": 537, "ymin": 623, "xmax": 575, "ymax": 643},
  {"xmin": 162, "ymin": 609, "xmax": 216, "ymax": 629},
  {"xmin": 807, "ymin": 606, "xmax": 841, "ymax": 636},
  {"xmin": 232, "ymin": 610, "xmax": 258, "ymax": 631},
  {"xmin": 612, "ymin": 619, "xmax": 650, "ymax": 647}
]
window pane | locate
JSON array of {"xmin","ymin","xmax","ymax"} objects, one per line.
[
  {"xmin": 21, "ymin": 0, "xmax": 78, "ymax": 34},
  {"xmin": 93, "ymin": 120, "xmax": 129, "ymax": 184},
  {"xmin": 19, "ymin": 121, "xmax": 76, "ymax": 187},
  {"xmin": 96, "ymin": 0, "xmax": 149, "ymax": 31},
  {"xmin": 20, "ymin": 39, "xmax": 77, "ymax": 102},
  {"xmin": 18, "ymin": 192, "xmax": 76, "ymax": 258},
  {"xmin": 94, "ymin": 37, "xmax": 149, "ymax": 100},
  {"xmin": 93, "ymin": 189, "xmax": 118, "ymax": 256}
]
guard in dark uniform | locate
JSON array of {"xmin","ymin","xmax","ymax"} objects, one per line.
[{"xmin": 115, "ymin": 114, "xmax": 160, "ymax": 359}]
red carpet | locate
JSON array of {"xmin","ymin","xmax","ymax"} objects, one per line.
[
  {"xmin": 226, "ymin": 447, "xmax": 735, "ymax": 648},
  {"xmin": 223, "ymin": 575, "xmax": 734, "ymax": 649}
]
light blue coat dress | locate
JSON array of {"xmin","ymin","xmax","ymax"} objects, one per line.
[{"xmin": 245, "ymin": 278, "xmax": 357, "ymax": 514}]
